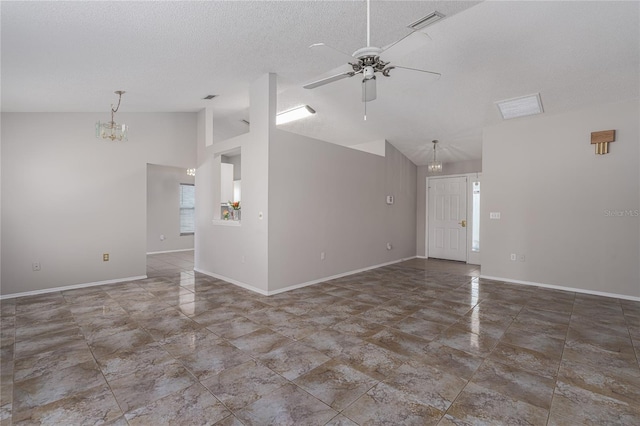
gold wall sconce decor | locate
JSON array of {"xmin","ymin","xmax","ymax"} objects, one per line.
[{"xmin": 591, "ymin": 130, "xmax": 615, "ymax": 155}]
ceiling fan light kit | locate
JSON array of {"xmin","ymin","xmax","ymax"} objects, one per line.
[{"xmin": 304, "ymin": 0, "xmax": 441, "ymax": 113}]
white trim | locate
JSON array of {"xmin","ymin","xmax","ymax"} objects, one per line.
[
  {"xmin": 146, "ymin": 248, "xmax": 194, "ymax": 255},
  {"xmin": 480, "ymin": 275, "xmax": 640, "ymax": 302},
  {"xmin": 193, "ymin": 268, "xmax": 268, "ymax": 295},
  {"xmin": 415, "ymin": 256, "xmax": 428, "ymax": 259},
  {"xmin": 212, "ymin": 219, "xmax": 241, "ymax": 227},
  {"xmin": 0, "ymin": 275, "xmax": 148, "ymax": 300},
  {"xmin": 195, "ymin": 257, "xmax": 415, "ymax": 296}
]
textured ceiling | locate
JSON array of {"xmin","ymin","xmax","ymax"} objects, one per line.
[{"xmin": 2, "ymin": 1, "xmax": 639, "ymax": 165}]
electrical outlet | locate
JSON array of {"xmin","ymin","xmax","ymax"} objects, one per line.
[
  {"xmin": 320, "ymin": 252, "xmax": 325, "ymax": 260},
  {"xmin": 32, "ymin": 262, "xmax": 41, "ymax": 271},
  {"xmin": 510, "ymin": 253, "xmax": 517, "ymax": 261},
  {"xmin": 386, "ymin": 243, "xmax": 393, "ymax": 250},
  {"xmin": 241, "ymin": 255, "xmax": 246, "ymax": 264},
  {"xmin": 103, "ymin": 253, "xmax": 109, "ymax": 262},
  {"xmin": 519, "ymin": 254, "xmax": 525, "ymax": 262}
]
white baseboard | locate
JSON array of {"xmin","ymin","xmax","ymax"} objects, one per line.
[
  {"xmin": 146, "ymin": 248, "xmax": 194, "ymax": 255},
  {"xmin": 0, "ymin": 275, "xmax": 148, "ymax": 300},
  {"xmin": 193, "ymin": 268, "xmax": 269, "ymax": 296},
  {"xmin": 195, "ymin": 256, "xmax": 416, "ymax": 297},
  {"xmin": 479, "ymin": 275, "xmax": 640, "ymax": 302}
]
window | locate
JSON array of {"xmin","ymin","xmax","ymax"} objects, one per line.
[
  {"xmin": 180, "ymin": 184, "xmax": 195, "ymax": 235},
  {"xmin": 471, "ymin": 181, "xmax": 480, "ymax": 252}
]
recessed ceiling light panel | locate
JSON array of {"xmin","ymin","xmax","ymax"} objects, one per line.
[
  {"xmin": 276, "ymin": 105, "xmax": 316, "ymax": 125},
  {"xmin": 496, "ymin": 93, "xmax": 544, "ymax": 120}
]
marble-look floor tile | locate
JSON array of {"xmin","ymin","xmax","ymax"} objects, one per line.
[
  {"xmin": 558, "ymin": 358, "xmax": 640, "ymax": 406},
  {"xmin": 12, "ymin": 384, "xmax": 122, "ymax": 425},
  {"xmin": 201, "ymin": 359, "xmax": 288, "ymax": 411},
  {"xmin": 435, "ymin": 326, "xmax": 499, "ymax": 357},
  {"xmin": 343, "ymin": 382, "xmax": 444, "ymax": 425},
  {"xmin": 337, "ymin": 341, "xmax": 405, "ymax": 380},
  {"xmin": 88, "ymin": 328, "xmax": 155, "ymax": 361},
  {"xmin": 419, "ymin": 341, "xmax": 484, "ymax": 380},
  {"xmin": 14, "ymin": 345, "xmax": 95, "ymax": 382},
  {"xmin": 270, "ymin": 318, "xmax": 327, "ymax": 341},
  {"xmin": 392, "ymin": 316, "xmax": 449, "ymax": 341},
  {"xmin": 331, "ymin": 316, "xmax": 385, "ymax": 338},
  {"xmin": 325, "ymin": 414, "xmax": 358, "ymax": 426},
  {"xmin": 471, "ymin": 359, "xmax": 556, "ymax": 410},
  {"xmin": 124, "ymin": 383, "xmax": 230, "ymax": 425},
  {"xmin": 489, "ymin": 342, "xmax": 561, "ymax": 379},
  {"xmin": 366, "ymin": 327, "xmax": 430, "ymax": 358},
  {"xmin": 500, "ymin": 328, "xmax": 566, "ymax": 359},
  {"xmin": 228, "ymin": 328, "xmax": 292, "ymax": 356},
  {"xmin": 96, "ymin": 343, "xmax": 174, "ymax": 381},
  {"xmin": 14, "ymin": 329, "xmax": 85, "ymax": 359},
  {"xmin": 548, "ymin": 380, "xmax": 640, "ymax": 425},
  {"xmin": 12, "ymin": 360, "xmax": 106, "ymax": 417},
  {"xmin": 108, "ymin": 359, "xmax": 196, "ymax": 413},
  {"xmin": 294, "ymin": 359, "xmax": 378, "ymax": 411},
  {"xmin": 235, "ymin": 383, "xmax": 337, "ymax": 426},
  {"xmin": 209, "ymin": 316, "xmax": 262, "ymax": 339},
  {"xmin": 258, "ymin": 341, "xmax": 330, "ymax": 381},
  {"xmin": 384, "ymin": 361, "xmax": 467, "ymax": 412},
  {"xmin": 446, "ymin": 381, "xmax": 549, "ymax": 425}
]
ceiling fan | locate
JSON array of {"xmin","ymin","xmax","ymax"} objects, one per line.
[{"xmin": 304, "ymin": 0, "xmax": 441, "ymax": 105}]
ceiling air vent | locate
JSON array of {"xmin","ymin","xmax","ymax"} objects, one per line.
[
  {"xmin": 240, "ymin": 119, "xmax": 250, "ymax": 126},
  {"xmin": 203, "ymin": 94, "xmax": 217, "ymax": 100},
  {"xmin": 496, "ymin": 93, "xmax": 544, "ymax": 120},
  {"xmin": 408, "ymin": 11, "xmax": 445, "ymax": 30}
]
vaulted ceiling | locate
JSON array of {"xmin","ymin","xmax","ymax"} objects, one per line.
[{"xmin": 2, "ymin": 1, "xmax": 638, "ymax": 165}]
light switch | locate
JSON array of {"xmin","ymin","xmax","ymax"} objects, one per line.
[
  {"xmin": 490, "ymin": 212, "xmax": 501, "ymax": 219},
  {"xmin": 386, "ymin": 195, "xmax": 394, "ymax": 205}
]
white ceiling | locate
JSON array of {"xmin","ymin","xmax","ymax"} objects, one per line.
[{"xmin": 2, "ymin": 1, "xmax": 638, "ymax": 165}]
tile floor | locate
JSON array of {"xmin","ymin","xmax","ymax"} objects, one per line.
[{"xmin": 1, "ymin": 250, "xmax": 639, "ymax": 425}]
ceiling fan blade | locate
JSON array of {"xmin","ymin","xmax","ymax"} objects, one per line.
[
  {"xmin": 381, "ymin": 32, "xmax": 432, "ymax": 63},
  {"xmin": 391, "ymin": 65, "xmax": 441, "ymax": 80},
  {"xmin": 309, "ymin": 43, "xmax": 354, "ymax": 62},
  {"xmin": 362, "ymin": 78, "xmax": 377, "ymax": 102},
  {"xmin": 303, "ymin": 71, "xmax": 355, "ymax": 89}
]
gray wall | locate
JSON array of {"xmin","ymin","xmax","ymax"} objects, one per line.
[
  {"xmin": 269, "ymin": 136, "xmax": 417, "ymax": 291},
  {"xmin": 481, "ymin": 99, "xmax": 639, "ymax": 298},
  {"xmin": 416, "ymin": 160, "xmax": 482, "ymax": 257},
  {"xmin": 146, "ymin": 164, "xmax": 195, "ymax": 253},
  {"xmin": 1, "ymin": 112, "xmax": 196, "ymax": 296}
]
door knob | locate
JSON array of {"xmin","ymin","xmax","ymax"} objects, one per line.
[{"xmin": 459, "ymin": 220, "xmax": 467, "ymax": 227}]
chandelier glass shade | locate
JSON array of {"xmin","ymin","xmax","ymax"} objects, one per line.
[
  {"xmin": 96, "ymin": 91, "xmax": 128, "ymax": 141},
  {"xmin": 427, "ymin": 140, "xmax": 442, "ymax": 173}
]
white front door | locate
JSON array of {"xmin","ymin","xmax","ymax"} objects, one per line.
[{"xmin": 428, "ymin": 176, "xmax": 468, "ymax": 261}]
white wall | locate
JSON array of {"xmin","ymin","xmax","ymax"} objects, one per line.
[
  {"xmin": 416, "ymin": 160, "xmax": 482, "ymax": 257},
  {"xmin": 195, "ymin": 74, "xmax": 273, "ymax": 294},
  {"xmin": 146, "ymin": 164, "xmax": 195, "ymax": 253},
  {"xmin": 1, "ymin": 112, "xmax": 196, "ymax": 296},
  {"xmin": 481, "ymin": 99, "xmax": 639, "ymax": 299},
  {"xmin": 268, "ymin": 137, "xmax": 416, "ymax": 291}
]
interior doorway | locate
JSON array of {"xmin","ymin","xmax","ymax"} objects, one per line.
[{"xmin": 427, "ymin": 176, "xmax": 468, "ymax": 261}]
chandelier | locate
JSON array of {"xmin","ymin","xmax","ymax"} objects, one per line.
[
  {"xmin": 96, "ymin": 91, "xmax": 128, "ymax": 141},
  {"xmin": 427, "ymin": 140, "xmax": 443, "ymax": 173}
]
